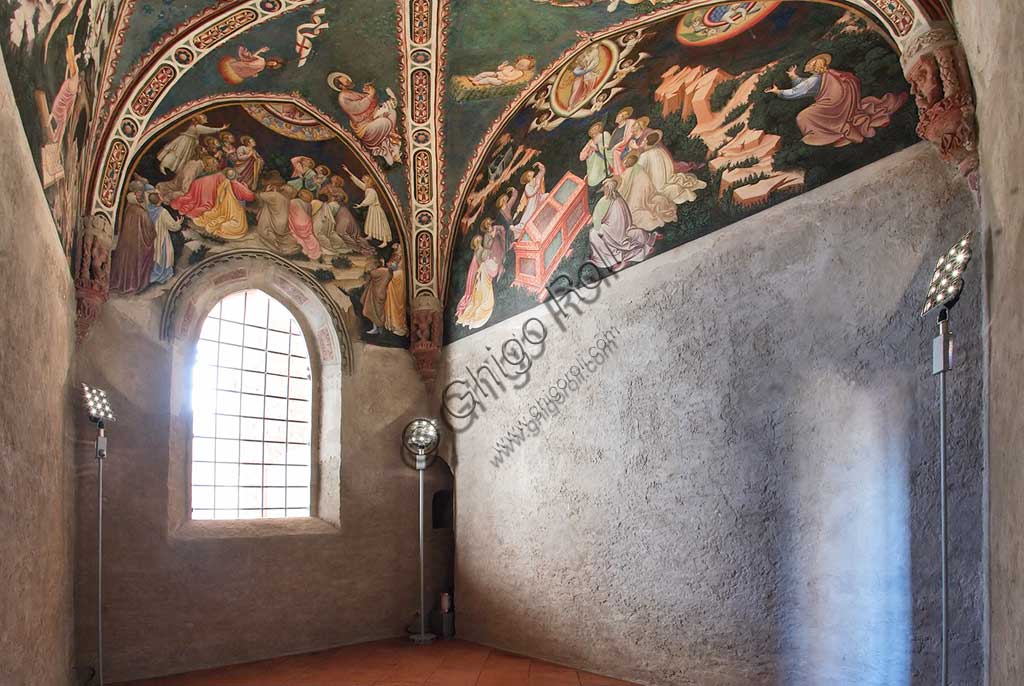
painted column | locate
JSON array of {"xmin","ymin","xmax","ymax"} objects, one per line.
[
  {"xmin": 73, "ymin": 215, "xmax": 113, "ymax": 341},
  {"xmin": 399, "ymin": 0, "xmax": 450, "ymax": 383}
]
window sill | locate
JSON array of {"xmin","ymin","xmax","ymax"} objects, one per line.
[{"xmin": 170, "ymin": 516, "xmax": 340, "ymax": 541}]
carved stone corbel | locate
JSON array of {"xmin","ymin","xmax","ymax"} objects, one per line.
[
  {"xmin": 410, "ymin": 293, "xmax": 443, "ymax": 384},
  {"xmin": 902, "ymin": 23, "xmax": 980, "ymax": 188},
  {"xmin": 73, "ymin": 214, "xmax": 113, "ymax": 341}
]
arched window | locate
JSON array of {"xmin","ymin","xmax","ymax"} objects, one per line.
[{"xmin": 190, "ymin": 289, "xmax": 313, "ymax": 520}]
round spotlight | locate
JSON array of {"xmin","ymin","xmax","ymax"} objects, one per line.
[
  {"xmin": 403, "ymin": 418, "xmax": 440, "ymax": 456},
  {"xmin": 401, "ymin": 418, "xmax": 440, "ymax": 471}
]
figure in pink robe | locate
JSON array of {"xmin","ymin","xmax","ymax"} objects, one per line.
[
  {"xmin": 765, "ymin": 54, "xmax": 908, "ymax": 148},
  {"xmin": 46, "ymin": 35, "xmax": 80, "ymax": 143},
  {"xmin": 283, "ymin": 186, "xmax": 322, "ymax": 260},
  {"xmin": 169, "ymin": 168, "xmax": 226, "ymax": 219},
  {"xmin": 456, "ymin": 250, "xmax": 481, "ymax": 319},
  {"xmin": 233, "ymin": 136, "xmax": 264, "ymax": 190},
  {"xmin": 568, "ymin": 46, "xmax": 602, "ymax": 110},
  {"xmin": 171, "ymin": 167, "xmax": 254, "ymax": 239},
  {"xmin": 481, "ymin": 218, "xmax": 507, "ymax": 281},
  {"xmin": 588, "ymin": 179, "xmax": 656, "ymax": 271},
  {"xmin": 456, "ymin": 217, "xmax": 508, "ymax": 316},
  {"xmin": 170, "ymin": 165, "xmax": 252, "ymax": 218},
  {"xmin": 38, "ymin": 35, "xmax": 80, "ymax": 187},
  {"xmin": 218, "ymin": 46, "xmax": 283, "ymax": 85}
]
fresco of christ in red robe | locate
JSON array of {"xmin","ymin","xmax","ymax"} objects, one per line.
[{"xmin": 765, "ymin": 53, "xmax": 908, "ymax": 148}]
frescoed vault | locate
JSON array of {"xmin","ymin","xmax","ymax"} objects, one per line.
[
  {"xmin": 444, "ymin": 2, "xmax": 922, "ymax": 341},
  {"xmin": 116, "ymin": 97, "xmax": 410, "ymax": 346},
  {"xmin": 0, "ymin": 0, "xmax": 978, "ymax": 381}
]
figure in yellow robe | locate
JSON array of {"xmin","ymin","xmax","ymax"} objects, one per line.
[
  {"xmin": 456, "ymin": 238, "xmax": 499, "ymax": 330},
  {"xmin": 383, "ymin": 246, "xmax": 407, "ymax": 336},
  {"xmin": 193, "ymin": 169, "xmax": 255, "ymax": 240}
]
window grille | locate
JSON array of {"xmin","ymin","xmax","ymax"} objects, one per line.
[{"xmin": 190, "ymin": 290, "xmax": 313, "ymax": 520}]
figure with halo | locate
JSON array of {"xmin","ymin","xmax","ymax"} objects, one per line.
[{"xmin": 328, "ymin": 71, "xmax": 402, "ymax": 166}]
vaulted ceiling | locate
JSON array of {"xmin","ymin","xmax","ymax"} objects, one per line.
[{"xmin": 1, "ymin": 0, "xmax": 974, "ymax": 379}]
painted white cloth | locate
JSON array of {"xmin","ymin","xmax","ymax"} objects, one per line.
[
  {"xmin": 512, "ymin": 172, "xmax": 547, "ymax": 236},
  {"xmin": 295, "ymin": 8, "xmax": 329, "ymax": 67},
  {"xmin": 778, "ymin": 73, "xmax": 822, "ymax": 100},
  {"xmin": 351, "ymin": 177, "xmax": 392, "ymax": 244},
  {"xmin": 638, "ymin": 146, "xmax": 707, "ymax": 205},
  {"xmin": 618, "ymin": 163, "xmax": 676, "ymax": 231}
]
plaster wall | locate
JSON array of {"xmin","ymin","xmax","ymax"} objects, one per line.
[
  {"xmin": 439, "ymin": 143, "xmax": 985, "ymax": 686},
  {"xmin": 951, "ymin": 3, "xmax": 1024, "ymax": 684},
  {"xmin": 74, "ymin": 301, "xmax": 453, "ymax": 682},
  {"xmin": 0, "ymin": 52, "xmax": 77, "ymax": 686}
]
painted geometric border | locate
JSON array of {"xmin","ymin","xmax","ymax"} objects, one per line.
[{"xmin": 397, "ymin": 0, "xmax": 451, "ymax": 302}]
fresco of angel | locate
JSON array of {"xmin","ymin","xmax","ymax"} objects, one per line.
[
  {"xmin": 218, "ymin": 46, "xmax": 284, "ymax": 85},
  {"xmin": 342, "ymin": 165, "xmax": 393, "ymax": 244}
]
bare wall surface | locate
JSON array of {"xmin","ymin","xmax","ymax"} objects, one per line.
[
  {"xmin": 0, "ymin": 52, "xmax": 77, "ymax": 686},
  {"xmin": 74, "ymin": 302, "xmax": 453, "ymax": 683},
  {"xmin": 952, "ymin": 3, "xmax": 1024, "ymax": 685},
  {"xmin": 439, "ymin": 144, "xmax": 984, "ymax": 686}
]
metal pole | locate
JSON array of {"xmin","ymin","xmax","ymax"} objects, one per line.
[
  {"xmin": 419, "ymin": 466, "xmax": 426, "ymax": 639},
  {"xmin": 409, "ymin": 454, "xmax": 434, "ymax": 645},
  {"xmin": 933, "ymin": 311, "xmax": 951, "ymax": 686},
  {"xmin": 96, "ymin": 423, "xmax": 107, "ymax": 686}
]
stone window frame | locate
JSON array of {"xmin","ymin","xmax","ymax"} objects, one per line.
[{"xmin": 162, "ymin": 251, "xmax": 351, "ymax": 539}]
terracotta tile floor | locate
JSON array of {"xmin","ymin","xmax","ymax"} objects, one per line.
[{"xmin": 116, "ymin": 638, "xmax": 638, "ymax": 686}]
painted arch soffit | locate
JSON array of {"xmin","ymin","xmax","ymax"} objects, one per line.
[
  {"xmin": 82, "ymin": 0, "xmax": 957, "ymax": 357},
  {"xmin": 89, "ymin": 0, "xmax": 324, "ymax": 230},
  {"xmin": 440, "ymin": 0, "xmax": 939, "ymax": 222},
  {"xmin": 111, "ymin": 95, "xmax": 412, "ymax": 349},
  {"xmin": 160, "ymin": 248, "xmax": 355, "ymax": 375},
  {"xmin": 440, "ymin": 0, "xmax": 947, "ymax": 344}
]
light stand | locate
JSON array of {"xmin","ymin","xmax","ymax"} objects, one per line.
[
  {"xmin": 920, "ymin": 232, "xmax": 973, "ymax": 686},
  {"xmin": 81, "ymin": 384, "xmax": 116, "ymax": 686},
  {"xmin": 401, "ymin": 418, "xmax": 441, "ymax": 645}
]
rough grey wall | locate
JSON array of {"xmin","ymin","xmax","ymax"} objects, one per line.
[
  {"xmin": 439, "ymin": 143, "xmax": 984, "ymax": 686},
  {"xmin": 952, "ymin": 3, "xmax": 1024, "ymax": 685},
  {"xmin": 0, "ymin": 51, "xmax": 77, "ymax": 686},
  {"xmin": 74, "ymin": 301, "xmax": 453, "ymax": 682}
]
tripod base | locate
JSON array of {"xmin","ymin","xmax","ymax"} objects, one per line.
[{"xmin": 409, "ymin": 632, "xmax": 436, "ymax": 645}]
